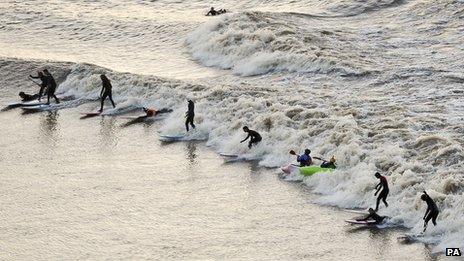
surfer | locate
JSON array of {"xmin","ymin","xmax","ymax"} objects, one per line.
[
  {"xmin": 206, "ymin": 7, "xmax": 218, "ymax": 16},
  {"xmin": 374, "ymin": 172, "xmax": 389, "ymax": 211},
  {"xmin": 99, "ymin": 74, "xmax": 116, "ymax": 112},
  {"xmin": 29, "ymin": 71, "xmax": 47, "ymax": 101},
  {"xmin": 43, "ymin": 69, "xmax": 60, "ymax": 104},
  {"xmin": 421, "ymin": 191, "xmax": 439, "ymax": 232},
  {"xmin": 241, "ymin": 126, "xmax": 262, "ymax": 149},
  {"xmin": 320, "ymin": 156, "xmax": 336, "ymax": 169},
  {"xmin": 18, "ymin": 92, "xmax": 40, "ymax": 102},
  {"xmin": 356, "ymin": 208, "xmax": 386, "ymax": 224},
  {"xmin": 185, "ymin": 100, "xmax": 195, "ymax": 132},
  {"xmin": 289, "ymin": 149, "xmax": 312, "ymax": 166}
]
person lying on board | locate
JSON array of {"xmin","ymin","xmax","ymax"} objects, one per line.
[
  {"xmin": 18, "ymin": 92, "xmax": 40, "ymax": 102},
  {"xmin": 141, "ymin": 107, "xmax": 173, "ymax": 119},
  {"xmin": 356, "ymin": 208, "xmax": 386, "ymax": 224}
]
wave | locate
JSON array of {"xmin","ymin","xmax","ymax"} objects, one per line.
[
  {"xmin": 3, "ymin": 37, "xmax": 463, "ymax": 252},
  {"xmin": 186, "ymin": 12, "xmax": 375, "ymax": 76}
]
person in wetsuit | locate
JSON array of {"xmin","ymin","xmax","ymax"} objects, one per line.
[
  {"xmin": 99, "ymin": 74, "xmax": 116, "ymax": 112},
  {"xmin": 29, "ymin": 71, "xmax": 47, "ymax": 101},
  {"xmin": 206, "ymin": 7, "xmax": 218, "ymax": 16},
  {"xmin": 357, "ymin": 208, "xmax": 386, "ymax": 224},
  {"xmin": 185, "ymin": 100, "xmax": 195, "ymax": 132},
  {"xmin": 18, "ymin": 92, "xmax": 40, "ymax": 102},
  {"xmin": 289, "ymin": 149, "xmax": 312, "ymax": 166},
  {"xmin": 374, "ymin": 172, "xmax": 389, "ymax": 211},
  {"xmin": 421, "ymin": 191, "xmax": 439, "ymax": 232},
  {"xmin": 43, "ymin": 69, "xmax": 60, "ymax": 104},
  {"xmin": 241, "ymin": 126, "xmax": 262, "ymax": 149},
  {"xmin": 320, "ymin": 156, "xmax": 336, "ymax": 169}
]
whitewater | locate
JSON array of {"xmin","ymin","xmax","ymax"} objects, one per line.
[{"xmin": 1, "ymin": 0, "xmax": 464, "ymax": 255}]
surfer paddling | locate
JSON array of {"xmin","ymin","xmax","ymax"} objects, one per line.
[{"xmin": 356, "ymin": 208, "xmax": 386, "ymax": 224}]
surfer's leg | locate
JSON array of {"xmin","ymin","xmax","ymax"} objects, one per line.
[
  {"xmin": 185, "ymin": 117, "xmax": 190, "ymax": 132},
  {"xmin": 53, "ymin": 94, "xmax": 60, "ymax": 104},
  {"xmin": 100, "ymin": 93, "xmax": 107, "ymax": 112},
  {"xmin": 375, "ymin": 196, "xmax": 381, "ymax": 212},
  {"xmin": 381, "ymin": 190, "xmax": 389, "ymax": 207},
  {"xmin": 431, "ymin": 211, "xmax": 438, "ymax": 226},
  {"xmin": 109, "ymin": 92, "xmax": 116, "ymax": 108}
]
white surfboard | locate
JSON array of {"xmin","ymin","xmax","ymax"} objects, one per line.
[{"xmin": 345, "ymin": 219, "xmax": 378, "ymax": 225}]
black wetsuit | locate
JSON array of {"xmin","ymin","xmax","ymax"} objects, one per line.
[
  {"xmin": 360, "ymin": 212, "xmax": 385, "ymax": 224},
  {"xmin": 375, "ymin": 175, "xmax": 389, "ymax": 211},
  {"xmin": 100, "ymin": 78, "xmax": 116, "ymax": 111},
  {"xmin": 320, "ymin": 161, "xmax": 336, "ymax": 169},
  {"xmin": 423, "ymin": 195, "xmax": 439, "ymax": 228},
  {"xmin": 30, "ymin": 74, "xmax": 47, "ymax": 99},
  {"xmin": 44, "ymin": 72, "xmax": 60, "ymax": 104},
  {"xmin": 20, "ymin": 93, "xmax": 40, "ymax": 102},
  {"xmin": 206, "ymin": 9, "xmax": 218, "ymax": 16},
  {"xmin": 242, "ymin": 130, "xmax": 262, "ymax": 149},
  {"xmin": 185, "ymin": 101, "xmax": 195, "ymax": 131}
]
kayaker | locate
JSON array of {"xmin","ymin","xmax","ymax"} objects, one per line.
[
  {"xmin": 289, "ymin": 149, "xmax": 312, "ymax": 166},
  {"xmin": 320, "ymin": 156, "xmax": 336, "ymax": 169},
  {"xmin": 421, "ymin": 191, "xmax": 439, "ymax": 232},
  {"xmin": 241, "ymin": 126, "xmax": 261, "ymax": 149},
  {"xmin": 374, "ymin": 172, "xmax": 389, "ymax": 211},
  {"xmin": 356, "ymin": 208, "xmax": 386, "ymax": 224}
]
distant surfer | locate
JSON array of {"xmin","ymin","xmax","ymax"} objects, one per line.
[
  {"xmin": 374, "ymin": 172, "xmax": 389, "ymax": 211},
  {"xmin": 289, "ymin": 149, "xmax": 312, "ymax": 166},
  {"xmin": 320, "ymin": 156, "xmax": 336, "ymax": 169},
  {"xmin": 356, "ymin": 208, "xmax": 386, "ymax": 224},
  {"xmin": 18, "ymin": 92, "xmax": 40, "ymax": 102},
  {"xmin": 29, "ymin": 71, "xmax": 47, "ymax": 101},
  {"xmin": 241, "ymin": 126, "xmax": 262, "ymax": 149},
  {"xmin": 206, "ymin": 7, "xmax": 218, "ymax": 16},
  {"xmin": 99, "ymin": 74, "xmax": 116, "ymax": 112},
  {"xmin": 421, "ymin": 191, "xmax": 439, "ymax": 232},
  {"xmin": 185, "ymin": 100, "xmax": 195, "ymax": 132},
  {"xmin": 43, "ymin": 69, "xmax": 60, "ymax": 104}
]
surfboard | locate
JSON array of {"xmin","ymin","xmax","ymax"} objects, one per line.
[
  {"xmin": 158, "ymin": 134, "xmax": 186, "ymax": 141},
  {"xmin": 397, "ymin": 233, "xmax": 424, "ymax": 243},
  {"xmin": 21, "ymin": 104, "xmax": 53, "ymax": 112},
  {"xmin": 219, "ymin": 153, "xmax": 240, "ymax": 157},
  {"xmin": 345, "ymin": 219, "xmax": 378, "ymax": 225},
  {"xmin": 81, "ymin": 112, "xmax": 102, "ymax": 117}
]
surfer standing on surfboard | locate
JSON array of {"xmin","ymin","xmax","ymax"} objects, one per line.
[
  {"xmin": 185, "ymin": 100, "xmax": 195, "ymax": 132},
  {"xmin": 421, "ymin": 191, "xmax": 439, "ymax": 232},
  {"xmin": 99, "ymin": 74, "xmax": 116, "ymax": 112},
  {"xmin": 241, "ymin": 126, "xmax": 262, "ymax": 149},
  {"xmin": 43, "ymin": 69, "xmax": 60, "ymax": 105},
  {"xmin": 374, "ymin": 172, "xmax": 389, "ymax": 211}
]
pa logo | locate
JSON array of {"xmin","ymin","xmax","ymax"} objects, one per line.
[{"xmin": 446, "ymin": 248, "xmax": 461, "ymax": 256}]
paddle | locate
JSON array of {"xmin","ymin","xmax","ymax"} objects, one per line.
[{"xmin": 28, "ymin": 78, "xmax": 42, "ymax": 87}]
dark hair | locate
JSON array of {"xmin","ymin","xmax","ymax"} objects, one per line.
[
  {"xmin": 374, "ymin": 172, "xmax": 381, "ymax": 178},
  {"xmin": 243, "ymin": 126, "xmax": 249, "ymax": 131},
  {"xmin": 420, "ymin": 194, "xmax": 427, "ymax": 201},
  {"xmin": 304, "ymin": 149, "xmax": 311, "ymax": 155}
]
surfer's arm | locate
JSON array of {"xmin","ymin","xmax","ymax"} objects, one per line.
[
  {"xmin": 240, "ymin": 134, "xmax": 250, "ymax": 143},
  {"xmin": 29, "ymin": 75, "xmax": 39, "ymax": 79},
  {"xmin": 423, "ymin": 207, "xmax": 430, "ymax": 219}
]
